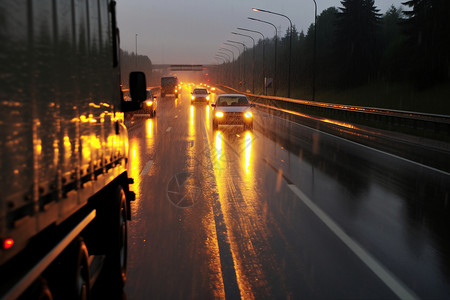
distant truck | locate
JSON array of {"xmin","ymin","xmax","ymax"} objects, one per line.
[
  {"xmin": 161, "ymin": 76, "xmax": 180, "ymax": 98},
  {"xmin": 0, "ymin": 1, "xmax": 146, "ymax": 299}
]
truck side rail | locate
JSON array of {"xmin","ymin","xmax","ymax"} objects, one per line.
[{"xmin": 1, "ymin": 210, "xmax": 96, "ymax": 300}]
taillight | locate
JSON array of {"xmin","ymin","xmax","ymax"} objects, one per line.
[{"xmin": 2, "ymin": 238, "xmax": 14, "ymax": 250}]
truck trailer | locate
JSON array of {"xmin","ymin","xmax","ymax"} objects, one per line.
[
  {"xmin": 160, "ymin": 76, "xmax": 180, "ymax": 98},
  {"xmin": 0, "ymin": 1, "xmax": 145, "ymax": 298}
]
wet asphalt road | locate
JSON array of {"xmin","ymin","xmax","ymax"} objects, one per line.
[{"xmin": 122, "ymin": 86, "xmax": 450, "ymax": 299}]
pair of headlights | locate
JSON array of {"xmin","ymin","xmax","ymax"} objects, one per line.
[
  {"xmin": 215, "ymin": 111, "xmax": 253, "ymax": 118},
  {"xmin": 191, "ymin": 95, "xmax": 210, "ymax": 100}
]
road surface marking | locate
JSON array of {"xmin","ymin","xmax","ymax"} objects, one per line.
[
  {"xmin": 140, "ymin": 160, "xmax": 153, "ymax": 176},
  {"xmin": 286, "ymin": 183, "xmax": 420, "ymax": 300},
  {"xmin": 166, "ymin": 127, "xmax": 172, "ymax": 132},
  {"xmin": 201, "ymin": 122, "xmax": 241, "ymax": 299}
]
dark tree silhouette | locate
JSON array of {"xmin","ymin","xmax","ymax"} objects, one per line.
[
  {"xmin": 334, "ymin": 0, "xmax": 381, "ymax": 86},
  {"xmin": 120, "ymin": 50, "xmax": 153, "ymax": 87},
  {"xmin": 379, "ymin": 5, "xmax": 406, "ymax": 81},
  {"xmin": 402, "ymin": 0, "xmax": 450, "ymax": 87},
  {"xmin": 315, "ymin": 7, "xmax": 339, "ymax": 89}
]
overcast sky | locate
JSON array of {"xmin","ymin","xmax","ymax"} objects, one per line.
[{"xmin": 117, "ymin": 0, "xmax": 405, "ymax": 65}]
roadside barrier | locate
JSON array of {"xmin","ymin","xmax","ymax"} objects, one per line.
[{"xmin": 216, "ymin": 85, "xmax": 450, "ymax": 143}]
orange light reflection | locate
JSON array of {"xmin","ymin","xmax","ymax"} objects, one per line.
[
  {"xmin": 244, "ymin": 131, "xmax": 252, "ymax": 175},
  {"xmin": 146, "ymin": 118, "xmax": 153, "ymax": 139},
  {"xmin": 145, "ymin": 119, "xmax": 155, "ymax": 154},
  {"xmin": 211, "ymin": 130, "xmax": 258, "ymax": 298},
  {"xmin": 322, "ymin": 118, "xmax": 357, "ymax": 130},
  {"xmin": 129, "ymin": 138, "xmax": 142, "ymax": 215},
  {"xmin": 214, "ymin": 131, "xmax": 223, "ymax": 171}
]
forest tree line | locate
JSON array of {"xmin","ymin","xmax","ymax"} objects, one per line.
[
  {"xmin": 120, "ymin": 50, "xmax": 158, "ymax": 88},
  {"xmin": 213, "ymin": 0, "xmax": 450, "ymax": 102}
]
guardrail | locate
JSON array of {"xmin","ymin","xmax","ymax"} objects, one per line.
[{"xmin": 216, "ymin": 85, "xmax": 450, "ymax": 144}]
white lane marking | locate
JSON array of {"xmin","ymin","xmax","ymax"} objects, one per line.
[
  {"xmin": 166, "ymin": 127, "xmax": 172, "ymax": 132},
  {"xmin": 287, "ymin": 184, "xmax": 420, "ymax": 300},
  {"xmin": 140, "ymin": 160, "xmax": 153, "ymax": 176},
  {"xmin": 265, "ymin": 112, "xmax": 450, "ymax": 176}
]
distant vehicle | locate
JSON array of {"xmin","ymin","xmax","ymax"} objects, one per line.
[
  {"xmin": 191, "ymin": 88, "xmax": 210, "ymax": 104},
  {"xmin": 161, "ymin": 76, "xmax": 180, "ymax": 98},
  {"xmin": 211, "ymin": 94, "xmax": 255, "ymax": 130},
  {"xmin": 143, "ymin": 89, "xmax": 157, "ymax": 117}
]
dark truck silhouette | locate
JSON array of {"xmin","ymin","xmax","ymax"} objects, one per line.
[
  {"xmin": 0, "ymin": 1, "xmax": 147, "ymax": 298},
  {"xmin": 161, "ymin": 76, "xmax": 180, "ymax": 98}
]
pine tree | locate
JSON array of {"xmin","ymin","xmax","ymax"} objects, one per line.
[
  {"xmin": 315, "ymin": 7, "xmax": 339, "ymax": 88},
  {"xmin": 334, "ymin": 0, "xmax": 381, "ymax": 86},
  {"xmin": 402, "ymin": 0, "xmax": 450, "ymax": 87},
  {"xmin": 380, "ymin": 6, "xmax": 406, "ymax": 81}
]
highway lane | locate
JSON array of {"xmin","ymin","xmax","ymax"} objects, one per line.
[{"xmin": 123, "ymin": 85, "xmax": 450, "ymax": 299}]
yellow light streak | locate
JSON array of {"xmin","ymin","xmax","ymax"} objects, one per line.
[{"xmin": 244, "ymin": 131, "xmax": 252, "ymax": 175}]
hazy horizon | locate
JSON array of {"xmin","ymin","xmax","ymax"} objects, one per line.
[{"xmin": 117, "ymin": 0, "xmax": 405, "ymax": 65}]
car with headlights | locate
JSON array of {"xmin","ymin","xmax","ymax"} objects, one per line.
[
  {"xmin": 191, "ymin": 88, "xmax": 210, "ymax": 104},
  {"xmin": 211, "ymin": 94, "xmax": 254, "ymax": 130},
  {"xmin": 143, "ymin": 89, "xmax": 157, "ymax": 117}
]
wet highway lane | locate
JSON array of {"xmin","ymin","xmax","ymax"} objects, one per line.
[{"xmin": 123, "ymin": 86, "xmax": 450, "ymax": 299}]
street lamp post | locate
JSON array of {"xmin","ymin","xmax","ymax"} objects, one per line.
[
  {"xmin": 216, "ymin": 52, "xmax": 231, "ymax": 62},
  {"xmin": 227, "ymin": 40, "xmax": 247, "ymax": 90},
  {"xmin": 215, "ymin": 56, "xmax": 229, "ymax": 84},
  {"xmin": 253, "ymin": 8, "xmax": 292, "ymax": 98},
  {"xmin": 214, "ymin": 57, "xmax": 223, "ymax": 83},
  {"xmin": 312, "ymin": 0, "xmax": 317, "ymax": 101},
  {"xmin": 248, "ymin": 17, "xmax": 278, "ymax": 96},
  {"xmin": 237, "ymin": 27, "xmax": 266, "ymax": 95},
  {"xmin": 215, "ymin": 54, "xmax": 230, "ymax": 62},
  {"xmin": 216, "ymin": 52, "xmax": 232, "ymax": 85},
  {"xmin": 135, "ymin": 33, "xmax": 138, "ymax": 67},
  {"xmin": 232, "ymin": 32, "xmax": 255, "ymax": 94},
  {"xmin": 219, "ymin": 47, "xmax": 236, "ymax": 87},
  {"xmin": 224, "ymin": 43, "xmax": 241, "ymax": 59},
  {"xmin": 224, "ymin": 43, "xmax": 242, "ymax": 88},
  {"xmin": 219, "ymin": 47, "xmax": 234, "ymax": 62}
]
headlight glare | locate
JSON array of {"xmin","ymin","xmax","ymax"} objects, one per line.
[
  {"xmin": 244, "ymin": 112, "xmax": 253, "ymax": 118},
  {"xmin": 215, "ymin": 111, "xmax": 224, "ymax": 118}
]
